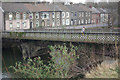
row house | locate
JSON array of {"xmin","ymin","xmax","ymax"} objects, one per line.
[
  {"xmin": 2, "ymin": 3, "xmax": 30, "ymax": 30},
  {"xmin": 66, "ymin": 3, "xmax": 92, "ymax": 26},
  {"xmin": 90, "ymin": 7, "xmax": 101, "ymax": 24},
  {"xmin": 56, "ymin": 3, "xmax": 71, "ymax": 26},
  {"xmin": 96, "ymin": 8, "xmax": 109, "ymax": 24}
]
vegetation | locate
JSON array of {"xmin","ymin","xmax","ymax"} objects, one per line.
[
  {"xmin": 10, "ymin": 44, "xmax": 79, "ymax": 78},
  {"xmin": 85, "ymin": 60, "xmax": 119, "ymax": 78}
]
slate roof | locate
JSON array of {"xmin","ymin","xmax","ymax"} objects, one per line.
[
  {"xmin": 56, "ymin": 3, "xmax": 70, "ymax": 12},
  {"xmin": 2, "ymin": 3, "xmax": 29, "ymax": 12},
  {"xmin": 46, "ymin": 4, "xmax": 62, "ymax": 12},
  {"xmin": 90, "ymin": 7, "xmax": 100, "ymax": 13},
  {"xmin": 65, "ymin": 5, "xmax": 78, "ymax": 12}
]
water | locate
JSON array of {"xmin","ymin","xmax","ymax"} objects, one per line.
[{"xmin": 2, "ymin": 47, "xmax": 22, "ymax": 78}]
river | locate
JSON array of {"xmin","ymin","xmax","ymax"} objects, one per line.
[{"xmin": 2, "ymin": 42, "xmax": 117, "ymax": 78}]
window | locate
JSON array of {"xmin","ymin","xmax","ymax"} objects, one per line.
[
  {"xmin": 47, "ymin": 20, "xmax": 50, "ymax": 26},
  {"xmin": 36, "ymin": 20, "xmax": 39, "ymax": 27},
  {"xmin": 81, "ymin": 19, "xmax": 84, "ymax": 24},
  {"xmin": 88, "ymin": 12, "xmax": 91, "ymax": 17},
  {"xmin": 71, "ymin": 12, "xmax": 74, "ymax": 17},
  {"xmin": 41, "ymin": 12, "xmax": 49, "ymax": 19},
  {"xmin": 62, "ymin": 19, "xmax": 65, "ymax": 25},
  {"xmin": 23, "ymin": 13, "xmax": 26, "ymax": 20},
  {"xmin": 88, "ymin": 19, "xmax": 91, "ymax": 23},
  {"xmin": 75, "ymin": 12, "xmax": 77, "ymax": 16},
  {"xmin": 29, "ymin": 13, "xmax": 33, "ymax": 19},
  {"xmin": 79, "ymin": 12, "xmax": 81, "ymax": 17},
  {"xmin": 66, "ymin": 19, "xmax": 70, "ymax": 25},
  {"xmin": 86, "ymin": 12, "xmax": 88, "ymax": 17},
  {"xmin": 52, "ymin": 19, "xmax": 55, "ymax": 26},
  {"xmin": 85, "ymin": 19, "xmax": 88, "ymax": 24},
  {"xmin": 79, "ymin": 20, "xmax": 81, "ymax": 24},
  {"xmin": 82, "ymin": 12, "xmax": 84, "ymax": 17},
  {"xmin": 74, "ymin": 20, "xmax": 77, "ymax": 25},
  {"xmin": 10, "ymin": 23, "xmax": 12, "ymax": 27},
  {"xmin": 52, "ymin": 12, "xmax": 55, "ymax": 18},
  {"xmin": 66, "ymin": 12, "xmax": 69, "ymax": 18},
  {"xmin": 16, "ymin": 12, "xmax": 20, "ymax": 20},
  {"xmin": 57, "ymin": 19, "xmax": 60, "ymax": 26},
  {"xmin": 62, "ymin": 12, "xmax": 65, "ymax": 18},
  {"xmin": 17, "ymin": 22, "xmax": 20, "ymax": 28},
  {"xmin": 35, "ymin": 13, "xmax": 39, "ymax": 19},
  {"xmin": 57, "ymin": 12, "xmax": 60, "ymax": 18},
  {"xmin": 9, "ymin": 13, "xmax": 13, "ymax": 20}
]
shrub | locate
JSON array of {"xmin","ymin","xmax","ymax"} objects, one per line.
[{"xmin": 10, "ymin": 44, "xmax": 79, "ymax": 78}]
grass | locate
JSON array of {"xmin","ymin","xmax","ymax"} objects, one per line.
[{"xmin": 85, "ymin": 60, "xmax": 118, "ymax": 78}]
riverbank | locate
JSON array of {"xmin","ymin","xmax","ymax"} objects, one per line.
[{"xmin": 85, "ymin": 59, "xmax": 118, "ymax": 78}]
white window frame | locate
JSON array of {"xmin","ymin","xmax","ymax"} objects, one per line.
[
  {"xmin": 86, "ymin": 12, "xmax": 88, "ymax": 17},
  {"xmin": 57, "ymin": 12, "xmax": 60, "ymax": 18},
  {"xmin": 10, "ymin": 23, "xmax": 13, "ymax": 28},
  {"xmin": 85, "ymin": 19, "xmax": 88, "ymax": 24},
  {"xmin": 66, "ymin": 19, "xmax": 69, "ymax": 25},
  {"xmin": 79, "ymin": 12, "xmax": 81, "ymax": 17},
  {"xmin": 62, "ymin": 19, "xmax": 65, "ymax": 25},
  {"xmin": 17, "ymin": 22, "xmax": 20, "ymax": 28},
  {"xmin": 23, "ymin": 12, "xmax": 26, "ymax": 20},
  {"xmin": 66, "ymin": 12, "xmax": 69, "ymax": 18},
  {"xmin": 62, "ymin": 12, "xmax": 65, "ymax": 18},
  {"xmin": 79, "ymin": 20, "xmax": 81, "ymax": 24},
  {"xmin": 23, "ymin": 22, "xmax": 26, "ymax": 27},
  {"xmin": 81, "ymin": 19, "xmax": 84, "ymax": 24},
  {"xmin": 41, "ymin": 12, "xmax": 49, "ymax": 19},
  {"xmin": 88, "ymin": 19, "xmax": 91, "ymax": 23},
  {"xmin": 57, "ymin": 19, "xmax": 60, "ymax": 26},
  {"xmin": 52, "ymin": 12, "xmax": 55, "ymax": 18},
  {"xmin": 16, "ymin": 12, "xmax": 20, "ymax": 20},
  {"xmin": 52, "ymin": 19, "xmax": 55, "ymax": 26},
  {"xmin": 47, "ymin": 20, "xmax": 50, "ymax": 26},
  {"xmin": 9, "ymin": 13, "xmax": 13, "ymax": 20},
  {"xmin": 35, "ymin": 13, "xmax": 39, "ymax": 19},
  {"xmin": 82, "ymin": 12, "xmax": 84, "ymax": 17},
  {"xmin": 36, "ymin": 20, "xmax": 39, "ymax": 27}
]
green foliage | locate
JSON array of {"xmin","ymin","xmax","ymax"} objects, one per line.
[{"xmin": 10, "ymin": 44, "xmax": 79, "ymax": 78}]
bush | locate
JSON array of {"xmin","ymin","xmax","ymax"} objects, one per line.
[{"xmin": 10, "ymin": 44, "xmax": 79, "ymax": 78}]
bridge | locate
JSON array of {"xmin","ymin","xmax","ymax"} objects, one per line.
[{"xmin": 2, "ymin": 29, "xmax": 120, "ymax": 44}]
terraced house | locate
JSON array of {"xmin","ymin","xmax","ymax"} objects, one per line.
[
  {"xmin": 2, "ymin": 3, "xmax": 30, "ymax": 30},
  {"xmin": 1, "ymin": 2, "xmax": 111, "ymax": 31}
]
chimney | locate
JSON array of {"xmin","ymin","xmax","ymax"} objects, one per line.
[{"xmin": 70, "ymin": 2, "xmax": 73, "ymax": 5}]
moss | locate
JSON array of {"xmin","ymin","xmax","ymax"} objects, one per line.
[{"xmin": 9, "ymin": 32, "xmax": 26, "ymax": 38}]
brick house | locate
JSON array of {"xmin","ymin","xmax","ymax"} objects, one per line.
[{"xmin": 90, "ymin": 7, "xmax": 101, "ymax": 24}]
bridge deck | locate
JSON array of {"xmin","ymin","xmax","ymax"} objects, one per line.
[{"xmin": 2, "ymin": 29, "xmax": 120, "ymax": 44}]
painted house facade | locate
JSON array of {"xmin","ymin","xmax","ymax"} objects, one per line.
[
  {"xmin": 56, "ymin": 3, "xmax": 71, "ymax": 26},
  {"xmin": 2, "ymin": 3, "xmax": 30, "ymax": 30}
]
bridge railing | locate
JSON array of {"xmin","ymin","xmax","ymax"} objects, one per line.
[
  {"xmin": 2, "ymin": 29, "xmax": 120, "ymax": 44},
  {"xmin": 4, "ymin": 28, "xmax": 120, "ymax": 34}
]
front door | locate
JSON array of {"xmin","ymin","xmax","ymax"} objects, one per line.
[{"xmin": 30, "ymin": 22, "xmax": 33, "ymax": 29}]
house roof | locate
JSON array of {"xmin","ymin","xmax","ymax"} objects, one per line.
[
  {"xmin": 56, "ymin": 3, "xmax": 70, "ymax": 12},
  {"xmin": 2, "ymin": 3, "xmax": 29, "ymax": 12},
  {"xmin": 90, "ymin": 7, "xmax": 100, "ymax": 13},
  {"xmin": 78, "ymin": 4, "xmax": 91, "ymax": 12},
  {"xmin": 65, "ymin": 5, "xmax": 78, "ymax": 12},
  {"xmin": 96, "ymin": 8, "xmax": 105, "ymax": 13},
  {"xmin": 46, "ymin": 4, "xmax": 62, "ymax": 11}
]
